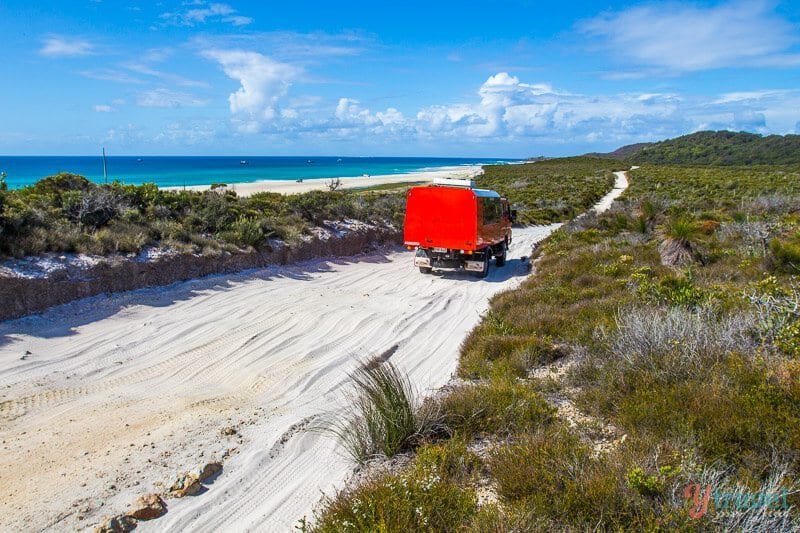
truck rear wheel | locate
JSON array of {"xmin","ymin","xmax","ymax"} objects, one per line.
[
  {"xmin": 419, "ymin": 266, "xmax": 433, "ymax": 274},
  {"xmin": 495, "ymin": 242, "xmax": 507, "ymax": 267},
  {"xmin": 471, "ymin": 253, "xmax": 490, "ymax": 278}
]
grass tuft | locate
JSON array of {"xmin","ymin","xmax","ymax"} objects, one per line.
[{"xmin": 332, "ymin": 359, "xmax": 442, "ymax": 464}]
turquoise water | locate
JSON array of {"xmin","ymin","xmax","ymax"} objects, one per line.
[{"xmin": 0, "ymin": 156, "xmax": 514, "ymax": 190}]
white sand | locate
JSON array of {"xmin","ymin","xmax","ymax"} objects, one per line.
[
  {"xmin": 164, "ymin": 166, "xmax": 483, "ymax": 196},
  {"xmin": 0, "ymin": 171, "xmax": 629, "ymax": 532}
]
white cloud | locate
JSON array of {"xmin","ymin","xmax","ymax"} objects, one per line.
[
  {"xmin": 202, "ymin": 66, "xmax": 800, "ymax": 149},
  {"xmin": 136, "ymin": 88, "xmax": 208, "ymax": 108},
  {"xmin": 124, "ymin": 62, "xmax": 209, "ymax": 88},
  {"xmin": 202, "ymin": 48, "xmax": 301, "ymax": 121},
  {"xmin": 335, "ymin": 98, "xmax": 378, "ymax": 126},
  {"xmin": 190, "ymin": 31, "xmax": 368, "ymax": 62},
  {"xmin": 40, "ymin": 36, "xmax": 93, "ymax": 57},
  {"xmin": 80, "ymin": 69, "xmax": 146, "ymax": 84},
  {"xmin": 93, "ymin": 104, "xmax": 113, "ymax": 112},
  {"xmin": 580, "ymin": 1, "xmax": 800, "ymax": 72},
  {"xmin": 224, "ymin": 15, "xmax": 253, "ymax": 26},
  {"xmin": 160, "ymin": 2, "xmax": 252, "ymax": 26},
  {"xmin": 154, "ymin": 121, "xmax": 218, "ymax": 144}
]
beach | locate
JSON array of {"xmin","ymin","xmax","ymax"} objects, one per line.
[{"xmin": 163, "ymin": 165, "xmax": 484, "ymax": 195}]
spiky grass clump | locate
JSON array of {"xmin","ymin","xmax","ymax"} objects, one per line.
[
  {"xmin": 333, "ymin": 359, "xmax": 441, "ymax": 464},
  {"xmin": 659, "ymin": 218, "xmax": 702, "ymax": 266}
]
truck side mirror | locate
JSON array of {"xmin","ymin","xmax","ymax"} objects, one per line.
[{"xmin": 510, "ymin": 209, "xmax": 517, "ymax": 223}]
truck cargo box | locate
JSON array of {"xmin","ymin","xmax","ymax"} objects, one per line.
[{"xmin": 403, "ymin": 182, "xmax": 514, "ymax": 277}]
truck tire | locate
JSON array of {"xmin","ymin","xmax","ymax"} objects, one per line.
[
  {"xmin": 419, "ymin": 266, "xmax": 433, "ymax": 274},
  {"xmin": 472, "ymin": 253, "xmax": 490, "ymax": 278},
  {"xmin": 495, "ymin": 242, "xmax": 507, "ymax": 267}
]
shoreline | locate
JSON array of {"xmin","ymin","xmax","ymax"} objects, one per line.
[{"xmin": 162, "ymin": 165, "xmax": 484, "ymax": 196}]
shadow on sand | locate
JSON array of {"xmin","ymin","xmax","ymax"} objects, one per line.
[
  {"xmin": 429, "ymin": 257, "xmax": 531, "ymax": 283},
  {"xmin": 0, "ymin": 250, "xmax": 397, "ymax": 348}
]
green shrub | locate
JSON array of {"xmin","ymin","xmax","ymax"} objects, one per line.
[
  {"xmin": 776, "ymin": 321, "xmax": 800, "ymax": 357},
  {"xmin": 412, "ymin": 438, "xmax": 482, "ymax": 484},
  {"xmin": 30, "ymin": 172, "xmax": 92, "ymax": 197},
  {"xmin": 629, "ymin": 268, "xmax": 710, "ymax": 307},
  {"xmin": 221, "ymin": 216, "xmax": 266, "ymax": 248},
  {"xmin": 769, "ymin": 237, "xmax": 800, "ymax": 272},
  {"xmin": 312, "ymin": 458, "xmax": 478, "ymax": 532},
  {"xmin": 625, "ymin": 467, "xmax": 663, "ymax": 496},
  {"xmin": 489, "ymin": 428, "xmax": 656, "ymax": 528},
  {"xmin": 439, "ymin": 378, "xmax": 554, "ymax": 436}
]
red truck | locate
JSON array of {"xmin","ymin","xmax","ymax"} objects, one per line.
[{"xmin": 403, "ymin": 178, "xmax": 515, "ymax": 277}]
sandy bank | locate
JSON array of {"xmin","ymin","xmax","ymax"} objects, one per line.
[{"xmin": 163, "ymin": 166, "xmax": 483, "ymax": 196}]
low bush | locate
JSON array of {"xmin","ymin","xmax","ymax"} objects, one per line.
[
  {"xmin": 769, "ymin": 237, "xmax": 800, "ymax": 273},
  {"xmin": 489, "ymin": 428, "xmax": 661, "ymax": 529},
  {"xmin": 0, "ymin": 173, "xmax": 407, "ymax": 258},
  {"xmin": 438, "ymin": 378, "xmax": 554, "ymax": 436},
  {"xmin": 312, "ymin": 440, "xmax": 479, "ymax": 532},
  {"xmin": 598, "ymin": 305, "xmax": 758, "ymax": 382}
]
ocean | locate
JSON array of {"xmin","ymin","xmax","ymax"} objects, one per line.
[{"xmin": 0, "ymin": 156, "xmax": 515, "ymax": 190}]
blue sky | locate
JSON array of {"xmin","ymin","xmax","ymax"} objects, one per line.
[{"xmin": 1, "ymin": 0, "xmax": 799, "ymax": 157}]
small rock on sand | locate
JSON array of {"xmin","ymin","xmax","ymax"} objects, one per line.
[
  {"xmin": 195, "ymin": 461, "xmax": 223, "ymax": 481},
  {"xmin": 127, "ymin": 493, "xmax": 166, "ymax": 520},
  {"xmin": 168, "ymin": 472, "xmax": 202, "ymax": 498},
  {"xmin": 168, "ymin": 461, "xmax": 223, "ymax": 497},
  {"xmin": 95, "ymin": 514, "xmax": 136, "ymax": 533}
]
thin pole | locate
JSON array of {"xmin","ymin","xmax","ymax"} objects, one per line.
[{"xmin": 102, "ymin": 147, "xmax": 108, "ymax": 184}]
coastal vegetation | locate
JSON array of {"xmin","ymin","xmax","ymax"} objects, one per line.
[
  {"xmin": 312, "ymin": 163, "xmax": 800, "ymax": 530},
  {"xmin": 0, "ymin": 158, "xmax": 621, "ymax": 260},
  {"xmin": 0, "ymin": 173, "xmax": 406, "ymax": 259},
  {"xmin": 476, "ymin": 156, "xmax": 620, "ymax": 224},
  {"xmin": 599, "ymin": 130, "xmax": 800, "ymax": 166}
]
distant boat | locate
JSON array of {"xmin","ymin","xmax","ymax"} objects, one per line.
[
  {"xmin": 307, "ymin": 159, "xmax": 313, "ymax": 164},
  {"xmin": 136, "ymin": 158, "xmax": 143, "ymax": 162},
  {"xmin": 240, "ymin": 160, "xmax": 248, "ymax": 165},
  {"xmin": 336, "ymin": 158, "xmax": 342, "ymax": 162}
]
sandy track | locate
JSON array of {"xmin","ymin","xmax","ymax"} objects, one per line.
[{"xmin": 0, "ymin": 171, "xmax": 628, "ymax": 532}]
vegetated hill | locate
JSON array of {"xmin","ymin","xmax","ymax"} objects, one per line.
[
  {"xmin": 593, "ymin": 130, "xmax": 800, "ymax": 165},
  {"xmin": 587, "ymin": 142, "xmax": 652, "ymax": 159}
]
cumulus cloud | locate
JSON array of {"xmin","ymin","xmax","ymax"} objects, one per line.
[
  {"xmin": 93, "ymin": 104, "xmax": 113, "ymax": 112},
  {"xmin": 412, "ymin": 73, "xmax": 685, "ymax": 143},
  {"xmin": 136, "ymin": 88, "xmax": 208, "ymax": 108},
  {"xmin": 580, "ymin": 1, "xmax": 800, "ymax": 72},
  {"xmin": 40, "ymin": 35, "xmax": 93, "ymax": 57},
  {"xmin": 202, "ymin": 48, "xmax": 301, "ymax": 122},
  {"xmin": 204, "ymin": 67, "xmax": 800, "ymax": 149}
]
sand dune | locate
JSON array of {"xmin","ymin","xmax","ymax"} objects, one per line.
[{"xmin": 0, "ymin": 171, "xmax": 628, "ymax": 531}]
